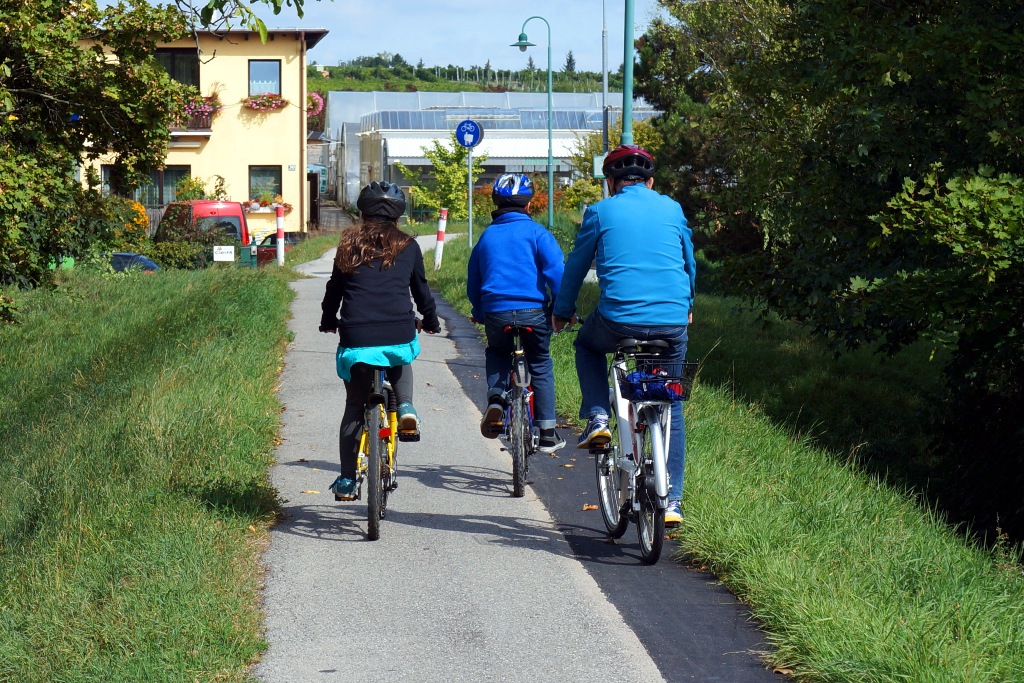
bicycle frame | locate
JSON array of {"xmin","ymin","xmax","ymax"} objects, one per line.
[
  {"xmin": 607, "ymin": 356, "xmax": 674, "ymax": 510},
  {"xmin": 357, "ymin": 370, "xmax": 397, "ymax": 481},
  {"xmin": 502, "ymin": 325, "xmax": 537, "ymax": 497}
]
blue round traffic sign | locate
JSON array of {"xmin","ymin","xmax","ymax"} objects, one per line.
[{"xmin": 455, "ymin": 119, "xmax": 484, "ymax": 148}]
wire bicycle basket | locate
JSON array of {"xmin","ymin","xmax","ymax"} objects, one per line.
[{"xmin": 619, "ymin": 359, "xmax": 699, "ymax": 402}]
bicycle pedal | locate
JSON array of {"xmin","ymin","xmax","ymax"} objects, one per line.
[{"xmin": 398, "ymin": 429, "xmax": 420, "ymax": 442}]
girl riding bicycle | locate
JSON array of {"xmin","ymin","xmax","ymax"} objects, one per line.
[{"xmin": 320, "ymin": 181, "xmax": 441, "ymax": 499}]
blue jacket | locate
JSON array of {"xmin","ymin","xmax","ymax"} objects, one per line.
[
  {"xmin": 467, "ymin": 210, "xmax": 564, "ymax": 320},
  {"xmin": 553, "ymin": 183, "xmax": 695, "ymax": 325}
]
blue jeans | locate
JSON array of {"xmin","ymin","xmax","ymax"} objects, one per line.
[
  {"xmin": 575, "ymin": 310, "xmax": 689, "ymax": 501},
  {"xmin": 483, "ymin": 309, "xmax": 556, "ymax": 430}
]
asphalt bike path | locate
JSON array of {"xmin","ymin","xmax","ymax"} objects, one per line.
[
  {"xmin": 255, "ymin": 245, "xmax": 665, "ymax": 683},
  {"xmin": 255, "ymin": 239, "xmax": 779, "ymax": 682}
]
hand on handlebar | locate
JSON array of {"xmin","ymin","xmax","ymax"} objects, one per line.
[
  {"xmin": 319, "ymin": 318, "xmax": 340, "ymax": 334},
  {"xmin": 552, "ymin": 314, "xmax": 577, "ymax": 334}
]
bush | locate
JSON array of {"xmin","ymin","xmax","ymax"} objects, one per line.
[{"xmin": 144, "ymin": 241, "xmax": 205, "ymax": 270}]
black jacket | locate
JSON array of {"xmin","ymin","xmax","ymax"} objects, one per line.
[{"xmin": 320, "ymin": 240, "xmax": 441, "ymax": 347}]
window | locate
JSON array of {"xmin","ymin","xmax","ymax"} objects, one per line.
[
  {"xmin": 155, "ymin": 49, "xmax": 199, "ymax": 87},
  {"xmin": 249, "ymin": 165, "xmax": 282, "ymax": 201},
  {"xmin": 104, "ymin": 165, "xmax": 190, "ymax": 206},
  {"xmin": 249, "ymin": 60, "xmax": 281, "ymax": 96}
]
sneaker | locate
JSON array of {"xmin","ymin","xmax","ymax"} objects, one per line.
[
  {"xmin": 479, "ymin": 401, "xmax": 505, "ymax": 439},
  {"xmin": 398, "ymin": 402, "xmax": 419, "ymax": 432},
  {"xmin": 329, "ymin": 476, "xmax": 358, "ymax": 501},
  {"xmin": 538, "ymin": 428, "xmax": 566, "ymax": 453},
  {"xmin": 577, "ymin": 415, "xmax": 611, "ymax": 449},
  {"xmin": 665, "ymin": 499, "xmax": 683, "ymax": 527}
]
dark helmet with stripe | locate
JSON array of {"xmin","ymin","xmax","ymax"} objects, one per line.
[
  {"xmin": 357, "ymin": 181, "xmax": 406, "ymax": 219},
  {"xmin": 491, "ymin": 173, "xmax": 533, "ymax": 208},
  {"xmin": 603, "ymin": 144, "xmax": 656, "ymax": 181}
]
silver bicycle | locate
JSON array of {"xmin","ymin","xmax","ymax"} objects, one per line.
[{"xmin": 590, "ymin": 339, "xmax": 698, "ymax": 564}]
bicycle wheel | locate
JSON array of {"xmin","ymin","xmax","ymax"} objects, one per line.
[
  {"xmin": 509, "ymin": 384, "xmax": 528, "ymax": 497},
  {"xmin": 366, "ymin": 405, "xmax": 388, "ymax": 541},
  {"xmin": 636, "ymin": 412, "xmax": 665, "ymax": 564},
  {"xmin": 595, "ymin": 400, "xmax": 628, "ymax": 538}
]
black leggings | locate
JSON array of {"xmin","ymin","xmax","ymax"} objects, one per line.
[{"xmin": 338, "ymin": 364, "xmax": 413, "ymax": 478}]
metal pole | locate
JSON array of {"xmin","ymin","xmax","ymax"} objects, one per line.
[
  {"xmin": 516, "ymin": 16, "xmax": 554, "ymax": 227},
  {"xmin": 622, "ymin": 0, "xmax": 635, "ymax": 145},
  {"xmin": 546, "ymin": 24, "xmax": 553, "ymax": 229},
  {"xmin": 468, "ymin": 146, "xmax": 474, "ymax": 247},
  {"xmin": 601, "ymin": 0, "xmax": 609, "ymax": 198}
]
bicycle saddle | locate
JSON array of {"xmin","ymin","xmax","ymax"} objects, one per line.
[{"xmin": 616, "ymin": 338, "xmax": 670, "ymax": 355}]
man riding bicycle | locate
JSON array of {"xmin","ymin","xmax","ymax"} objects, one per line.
[{"xmin": 552, "ymin": 145, "xmax": 696, "ymax": 525}]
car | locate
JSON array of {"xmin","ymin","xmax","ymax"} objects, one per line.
[
  {"xmin": 154, "ymin": 200, "xmax": 251, "ymax": 245},
  {"xmin": 256, "ymin": 232, "xmax": 302, "ymax": 266},
  {"xmin": 110, "ymin": 252, "xmax": 161, "ymax": 273}
]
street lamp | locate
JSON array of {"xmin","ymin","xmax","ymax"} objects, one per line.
[
  {"xmin": 511, "ymin": 16, "xmax": 554, "ymax": 229},
  {"xmin": 621, "ymin": 0, "xmax": 635, "ymax": 145}
]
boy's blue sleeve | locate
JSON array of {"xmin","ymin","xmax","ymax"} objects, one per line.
[
  {"xmin": 536, "ymin": 229, "xmax": 565, "ymax": 307},
  {"xmin": 467, "ymin": 242, "xmax": 483, "ymax": 320},
  {"xmin": 553, "ymin": 208, "xmax": 599, "ymax": 319}
]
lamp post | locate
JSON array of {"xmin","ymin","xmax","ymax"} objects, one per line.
[
  {"xmin": 511, "ymin": 16, "xmax": 554, "ymax": 229},
  {"xmin": 621, "ymin": 0, "xmax": 635, "ymax": 145}
]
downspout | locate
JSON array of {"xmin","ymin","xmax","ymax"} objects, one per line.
[{"xmin": 299, "ymin": 31, "xmax": 306, "ymax": 232}]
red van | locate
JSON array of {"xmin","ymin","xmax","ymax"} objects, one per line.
[{"xmin": 154, "ymin": 200, "xmax": 251, "ymax": 245}]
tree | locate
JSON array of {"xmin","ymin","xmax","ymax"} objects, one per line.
[
  {"xmin": 636, "ymin": 0, "xmax": 1024, "ymax": 537},
  {"xmin": 563, "ymin": 118, "xmax": 662, "ymax": 213},
  {"xmin": 563, "ymin": 50, "xmax": 576, "ymax": 75},
  {"xmin": 394, "ymin": 134, "xmax": 487, "ymax": 221},
  {"xmin": 0, "ymin": 0, "xmax": 191, "ymax": 288}
]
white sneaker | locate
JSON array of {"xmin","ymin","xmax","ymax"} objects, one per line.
[{"xmin": 665, "ymin": 499, "xmax": 682, "ymax": 527}]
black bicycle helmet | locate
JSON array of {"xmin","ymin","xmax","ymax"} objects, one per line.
[
  {"xmin": 603, "ymin": 144, "xmax": 656, "ymax": 181},
  {"xmin": 357, "ymin": 181, "xmax": 406, "ymax": 219}
]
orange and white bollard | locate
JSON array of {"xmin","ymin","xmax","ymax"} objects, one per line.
[{"xmin": 433, "ymin": 207, "xmax": 448, "ymax": 271}]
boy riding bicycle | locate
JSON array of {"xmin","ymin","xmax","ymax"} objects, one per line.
[{"xmin": 467, "ymin": 173, "xmax": 566, "ymax": 453}]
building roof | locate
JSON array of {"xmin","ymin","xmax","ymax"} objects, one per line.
[{"xmin": 195, "ymin": 28, "xmax": 329, "ymax": 51}]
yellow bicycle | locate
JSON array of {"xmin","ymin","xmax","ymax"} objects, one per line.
[{"xmin": 354, "ymin": 366, "xmax": 418, "ymax": 540}]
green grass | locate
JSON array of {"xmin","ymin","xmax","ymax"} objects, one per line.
[
  {"xmin": 0, "ymin": 268, "xmax": 294, "ymax": 682},
  {"xmin": 287, "ymin": 233, "xmax": 337, "ymax": 266},
  {"xmin": 425, "ymin": 234, "xmax": 1024, "ymax": 682}
]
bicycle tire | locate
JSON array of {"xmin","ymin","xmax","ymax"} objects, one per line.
[
  {"xmin": 636, "ymin": 413, "xmax": 665, "ymax": 564},
  {"xmin": 510, "ymin": 384, "xmax": 528, "ymax": 497},
  {"xmin": 366, "ymin": 404, "xmax": 387, "ymax": 541},
  {"xmin": 595, "ymin": 399, "xmax": 628, "ymax": 538}
]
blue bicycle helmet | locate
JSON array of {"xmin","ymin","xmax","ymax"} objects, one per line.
[{"xmin": 492, "ymin": 173, "xmax": 533, "ymax": 208}]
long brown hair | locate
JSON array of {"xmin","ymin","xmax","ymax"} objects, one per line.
[{"xmin": 334, "ymin": 217, "xmax": 412, "ymax": 274}]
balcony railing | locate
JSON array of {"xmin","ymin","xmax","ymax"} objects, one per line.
[{"xmin": 170, "ymin": 113, "xmax": 213, "ymax": 131}]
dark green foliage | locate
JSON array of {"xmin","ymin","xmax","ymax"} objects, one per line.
[
  {"xmin": 636, "ymin": 0, "xmax": 1024, "ymax": 539},
  {"xmin": 0, "ymin": 1, "xmax": 188, "ymax": 288}
]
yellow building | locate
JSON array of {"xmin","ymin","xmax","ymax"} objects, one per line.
[{"xmin": 85, "ymin": 28, "xmax": 327, "ymax": 239}]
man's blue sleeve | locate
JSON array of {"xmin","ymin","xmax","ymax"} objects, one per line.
[{"xmin": 553, "ymin": 208, "xmax": 599, "ymax": 318}]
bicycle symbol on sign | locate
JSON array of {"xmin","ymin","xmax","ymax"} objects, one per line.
[
  {"xmin": 459, "ymin": 121, "xmax": 478, "ymax": 134},
  {"xmin": 456, "ymin": 119, "xmax": 483, "ymax": 148}
]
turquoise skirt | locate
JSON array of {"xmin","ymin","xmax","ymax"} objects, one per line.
[{"xmin": 335, "ymin": 337, "xmax": 421, "ymax": 381}]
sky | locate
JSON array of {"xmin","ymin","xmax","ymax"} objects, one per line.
[{"xmin": 261, "ymin": 0, "xmax": 664, "ymax": 73}]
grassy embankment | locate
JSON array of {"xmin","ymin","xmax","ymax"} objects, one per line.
[
  {"xmin": 3, "ymin": 232, "xmax": 1022, "ymax": 682},
  {"xmin": 0, "ymin": 266, "xmax": 296, "ymax": 682},
  {"xmin": 425, "ymin": 226, "xmax": 1024, "ymax": 682}
]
